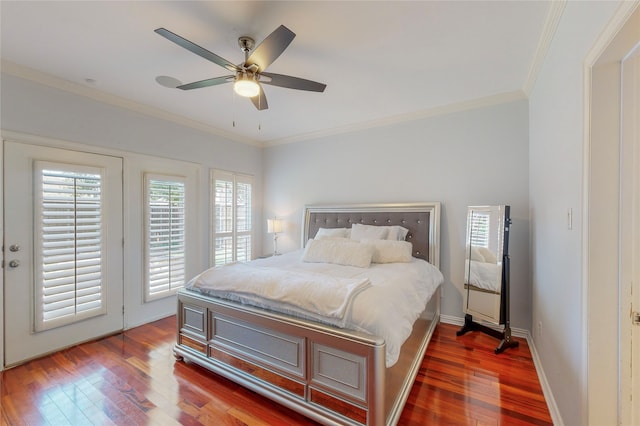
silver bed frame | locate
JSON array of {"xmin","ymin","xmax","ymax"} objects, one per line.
[{"xmin": 174, "ymin": 202, "xmax": 441, "ymax": 425}]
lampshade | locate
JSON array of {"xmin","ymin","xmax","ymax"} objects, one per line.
[
  {"xmin": 234, "ymin": 74, "xmax": 260, "ymax": 98},
  {"xmin": 267, "ymin": 218, "xmax": 283, "ymax": 234}
]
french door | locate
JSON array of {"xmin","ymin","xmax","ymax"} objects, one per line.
[{"xmin": 3, "ymin": 141, "xmax": 123, "ymax": 366}]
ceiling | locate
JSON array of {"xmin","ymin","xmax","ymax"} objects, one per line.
[{"xmin": 0, "ymin": 1, "xmax": 552, "ymax": 146}]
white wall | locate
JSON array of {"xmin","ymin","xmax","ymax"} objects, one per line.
[
  {"xmin": 0, "ymin": 72, "xmax": 263, "ymax": 335},
  {"xmin": 528, "ymin": 1, "xmax": 625, "ymax": 425},
  {"xmin": 1, "ymin": 73, "xmax": 260, "ymax": 172},
  {"xmin": 263, "ymin": 99, "xmax": 531, "ymax": 330},
  {"xmin": 1, "ymin": 72, "xmax": 263, "ymax": 268}
]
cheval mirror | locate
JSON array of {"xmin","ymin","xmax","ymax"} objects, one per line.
[{"xmin": 456, "ymin": 205, "xmax": 519, "ymax": 354}]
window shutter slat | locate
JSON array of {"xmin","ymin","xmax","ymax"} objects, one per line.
[
  {"xmin": 470, "ymin": 212, "xmax": 491, "ymax": 248},
  {"xmin": 212, "ymin": 171, "xmax": 253, "ymax": 266},
  {"xmin": 35, "ymin": 166, "xmax": 105, "ymax": 331},
  {"xmin": 144, "ymin": 177, "xmax": 186, "ymax": 301}
]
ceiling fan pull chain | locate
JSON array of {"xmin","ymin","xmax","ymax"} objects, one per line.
[
  {"xmin": 258, "ymin": 95, "xmax": 262, "ymax": 131},
  {"xmin": 232, "ymin": 91, "xmax": 236, "ymax": 127}
]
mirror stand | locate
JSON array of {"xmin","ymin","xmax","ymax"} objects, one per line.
[
  {"xmin": 457, "ymin": 207, "xmax": 519, "ymax": 354},
  {"xmin": 457, "ymin": 252, "xmax": 519, "ymax": 353}
]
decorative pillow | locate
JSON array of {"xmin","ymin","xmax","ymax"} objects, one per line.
[
  {"xmin": 315, "ymin": 227, "xmax": 348, "ymax": 239},
  {"xmin": 363, "ymin": 239, "xmax": 413, "ymax": 263},
  {"xmin": 303, "ymin": 238, "xmax": 373, "ymax": 268},
  {"xmin": 350, "ymin": 223, "xmax": 389, "ymax": 241},
  {"xmin": 386, "ymin": 225, "xmax": 410, "ymax": 241},
  {"xmin": 478, "ymin": 247, "xmax": 497, "ymax": 263},
  {"xmin": 469, "ymin": 246, "xmax": 486, "ymax": 262}
]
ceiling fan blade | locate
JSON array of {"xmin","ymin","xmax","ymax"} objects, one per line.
[
  {"xmin": 260, "ymin": 72, "xmax": 326, "ymax": 92},
  {"xmin": 247, "ymin": 25, "xmax": 295, "ymax": 72},
  {"xmin": 250, "ymin": 85, "xmax": 268, "ymax": 110},
  {"xmin": 177, "ymin": 76, "xmax": 234, "ymax": 90},
  {"xmin": 155, "ymin": 28, "xmax": 239, "ymax": 72},
  {"xmin": 155, "ymin": 75, "xmax": 182, "ymax": 88}
]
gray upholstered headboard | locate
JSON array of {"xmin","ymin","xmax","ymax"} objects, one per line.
[{"xmin": 302, "ymin": 203, "xmax": 441, "ymax": 267}]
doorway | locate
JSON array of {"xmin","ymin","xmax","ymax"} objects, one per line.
[
  {"xmin": 619, "ymin": 41, "xmax": 640, "ymax": 425},
  {"xmin": 587, "ymin": 4, "xmax": 639, "ymax": 424},
  {"xmin": 3, "ymin": 141, "xmax": 124, "ymax": 366}
]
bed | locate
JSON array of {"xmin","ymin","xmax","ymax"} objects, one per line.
[{"xmin": 173, "ymin": 202, "xmax": 442, "ymax": 426}]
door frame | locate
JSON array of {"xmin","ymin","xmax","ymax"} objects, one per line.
[
  {"xmin": 3, "ymin": 140, "xmax": 125, "ymax": 366},
  {"xmin": 619, "ymin": 41, "xmax": 640, "ymax": 424},
  {"xmin": 0, "ymin": 138, "xmax": 4, "ymax": 371},
  {"xmin": 583, "ymin": 2, "xmax": 640, "ymax": 424},
  {"xmin": 2, "ymin": 130, "xmax": 204, "ymax": 368}
]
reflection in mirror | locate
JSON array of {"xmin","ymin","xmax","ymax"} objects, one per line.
[
  {"xmin": 457, "ymin": 205, "xmax": 518, "ymax": 354},
  {"xmin": 465, "ymin": 207, "xmax": 503, "ymax": 296}
]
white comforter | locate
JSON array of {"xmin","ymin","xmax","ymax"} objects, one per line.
[
  {"xmin": 187, "ymin": 262, "xmax": 371, "ymax": 328},
  {"xmin": 186, "ymin": 250, "xmax": 443, "ymax": 367},
  {"xmin": 465, "ymin": 260, "xmax": 501, "ymax": 293}
]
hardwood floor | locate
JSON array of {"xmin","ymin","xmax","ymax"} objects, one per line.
[{"xmin": 0, "ymin": 317, "xmax": 552, "ymax": 425}]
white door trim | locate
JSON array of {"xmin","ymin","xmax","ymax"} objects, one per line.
[
  {"xmin": 583, "ymin": 2, "xmax": 640, "ymax": 424},
  {"xmin": 3, "ymin": 141, "xmax": 124, "ymax": 366},
  {"xmin": 619, "ymin": 39, "xmax": 640, "ymax": 426},
  {"xmin": 2, "ymin": 130, "xmax": 205, "ymax": 334},
  {"xmin": 0, "ymin": 139, "xmax": 4, "ymax": 371}
]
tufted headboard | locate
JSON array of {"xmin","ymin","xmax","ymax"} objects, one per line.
[{"xmin": 302, "ymin": 202, "xmax": 441, "ymax": 267}]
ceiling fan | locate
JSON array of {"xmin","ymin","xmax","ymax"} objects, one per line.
[{"xmin": 155, "ymin": 25, "xmax": 326, "ymax": 110}]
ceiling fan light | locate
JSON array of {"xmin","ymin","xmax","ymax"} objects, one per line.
[{"xmin": 234, "ymin": 76, "xmax": 260, "ymax": 98}]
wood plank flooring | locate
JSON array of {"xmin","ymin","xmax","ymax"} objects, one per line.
[{"xmin": 0, "ymin": 317, "xmax": 552, "ymax": 425}]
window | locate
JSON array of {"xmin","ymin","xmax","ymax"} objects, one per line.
[
  {"xmin": 34, "ymin": 162, "xmax": 106, "ymax": 331},
  {"xmin": 144, "ymin": 174, "xmax": 186, "ymax": 301},
  {"xmin": 469, "ymin": 211, "xmax": 491, "ymax": 248},
  {"xmin": 211, "ymin": 170, "xmax": 253, "ymax": 266}
]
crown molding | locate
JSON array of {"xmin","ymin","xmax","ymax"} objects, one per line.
[
  {"xmin": 0, "ymin": 60, "xmax": 261, "ymax": 147},
  {"xmin": 522, "ymin": 0, "xmax": 567, "ymax": 96},
  {"xmin": 2, "ymin": 60, "xmax": 527, "ymax": 150},
  {"xmin": 263, "ymin": 90, "xmax": 528, "ymax": 147}
]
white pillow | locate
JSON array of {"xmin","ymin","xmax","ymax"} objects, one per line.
[
  {"xmin": 315, "ymin": 227, "xmax": 348, "ymax": 239},
  {"xmin": 350, "ymin": 223, "xmax": 389, "ymax": 241},
  {"xmin": 363, "ymin": 239, "xmax": 413, "ymax": 263},
  {"xmin": 303, "ymin": 238, "xmax": 373, "ymax": 268},
  {"xmin": 386, "ymin": 225, "xmax": 410, "ymax": 241},
  {"xmin": 478, "ymin": 247, "xmax": 497, "ymax": 263},
  {"xmin": 469, "ymin": 246, "xmax": 486, "ymax": 262}
]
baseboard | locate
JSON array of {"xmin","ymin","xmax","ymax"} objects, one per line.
[
  {"xmin": 125, "ymin": 312, "xmax": 175, "ymax": 330},
  {"xmin": 440, "ymin": 314, "xmax": 528, "ymax": 338},
  {"xmin": 439, "ymin": 315, "xmax": 563, "ymax": 425},
  {"xmin": 525, "ymin": 332, "xmax": 564, "ymax": 426}
]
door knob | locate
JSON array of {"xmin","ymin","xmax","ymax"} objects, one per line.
[
  {"xmin": 8, "ymin": 260, "xmax": 20, "ymax": 268},
  {"xmin": 9, "ymin": 244, "xmax": 20, "ymax": 252}
]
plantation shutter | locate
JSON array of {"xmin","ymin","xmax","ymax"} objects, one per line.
[
  {"xmin": 145, "ymin": 175, "xmax": 186, "ymax": 301},
  {"xmin": 35, "ymin": 162, "xmax": 106, "ymax": 331},
  {"xmin": 470, "ymin": 211, "xmax": 491, "ymax": 248},
  {"xmin": 213, "ymin": 173, "xmax": 234, "ymax": 266},
  {"xmin": 235, "ymin": 174, "xmax": 252, "ymax": 262},
  {"xmin": 212, "ymin": 170, "xmax": 253, "ymax": 266}
]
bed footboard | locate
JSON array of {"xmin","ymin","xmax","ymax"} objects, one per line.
[
  {"xmin": 175, "ymin": 289, "xmax": 386, "ymax": 425},
  {"xmin": 174, "ymin": 288, "xmax": 440, "ymax": 426}
]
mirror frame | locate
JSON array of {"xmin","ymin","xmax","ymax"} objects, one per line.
[{"xmin": 463, "ymin": 205, "xmax": 510, "ymax": 325}]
